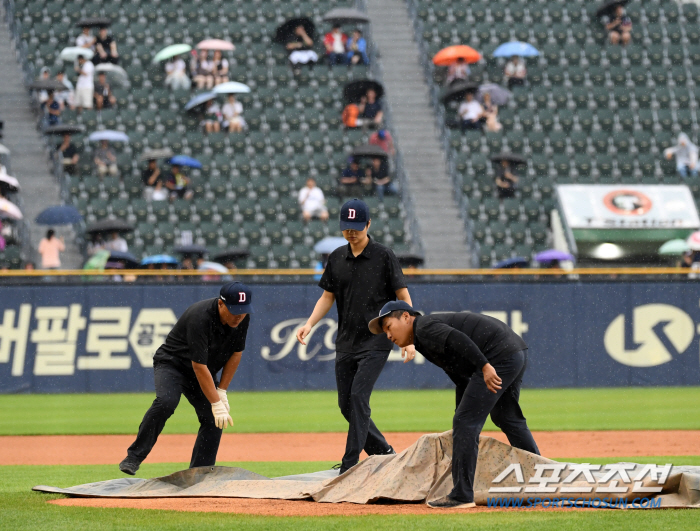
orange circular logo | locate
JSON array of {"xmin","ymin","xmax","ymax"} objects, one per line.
[{"xmin": 603, "ymin": 190, "xmax": 653, "ymax": 216}]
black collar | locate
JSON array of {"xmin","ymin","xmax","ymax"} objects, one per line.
[{"xmin": 345, "ymin": 236, "xmax": 374, "ymax": 260}]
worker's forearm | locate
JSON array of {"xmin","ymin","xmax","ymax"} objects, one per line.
[
  {"xmin": 306, "ymin": 293, "xmax": 334, "ymax": 328},
  {"xmin": 219, "ymin": 352, "xmax": 242, "ymax": 390},
  {"xmin": 192, "ymin": 361, "xmax": 220, "ymax": 403},
  {"xmin": 396, "ymin": 287, "xmax": 412, "ymax": 306}
]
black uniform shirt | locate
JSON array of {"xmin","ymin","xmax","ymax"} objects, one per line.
[
  {"xmin": 153, "ymin": 298, "xmax": 249, "ymax": 378},
  {"xmin": 319, "ymin": 237, "xmax": 407, "ymax": 355},
  {"xmin": 412, "ymin": 312, "xmax": 527, "ymax": 384}
]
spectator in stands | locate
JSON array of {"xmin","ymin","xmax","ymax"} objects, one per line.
[
  {"xmin": 346, "ymin": 28, "xmax": 369, "ymax": 66},
  {"xmin": 324, "ymin": 24, "xmax": 348, "ymax": 66},
  {"xmin": 42, "ymin": 91, "xmax": 62, "ymax": 126},
  {"xmin": 503, "ymin": 56, "xmax": 526, "ymax": 90},
  {"xmin": 459, "ymin": 91, "xmax": 485, "ymax": 131},
  {"xmin": 94, "ymin": 72, "xmax": 116, "ymax": 110},
  {"xmin": 75, "ymin": 26, "xmax": 95, "ymax": 50},
  {"xmin": 74, "ymin": 55, "xmax": 95, "ymax": 112},
  {"xmin": 212, "ymin": 50, "xmax": 229, "ymax": 86},
  {"xmin": 166, "ymin": 164, "xmax": 194, "ymax": 200},
  {"xmin": 495, "ymin": 161, "xmax": 518, "ymax": 199},
  {"xmin": 94, "ymin": 26, "xmax": 119, "ymax": 65},
  {"xmin": 37, "ymin": 67, "xmax": 51, "ymax": 104},
  {"xmin": 24, "ymin": 261, "xmax": 35, "ymax": 270},
  {"xmin": 165, "ymin": 55, "xmax": 190, "ymax": 91},
  {"xmin": 54, "ymin": 70, "xmax": 74, "ymax": 110},
  {"xmin": 338, "ymin": 157, "xmax": 364, "ymax": 197},
  {"xmin": 192, "ymin": 49, "xmax": 215, "ymax": 90},
  {"xmin": 358, "ymin": 89, "xmax": 383, "ymax": 127},
  {"xmin": 366, "ymin": 157, "xmax": 397, "ymax": 202},
  {"xmin": 287, "ymin": 25, "xmax": 317, "ymax": 68},
  {"xmin": 446, "ymin": 57, "xmax": 469, "ymax": 86},
  {"xmin": 104, "ymin": 231, "xmax": 128, "ymax": 252},
  {"xmin": 87, "ymin": 233, "xmax": 105, "ymax": 256},
  {"xmin": 202, "ymin": 99, "xmax": 222, "ymax": 134},
  {"xmin": 221, "ymin": 94, "xmax": 245, "ymax": 133},
  {"xmin": 94, "ymin": 140, "xmax": 118, "ymax": 177},
  {"xmin": 38, "ymin": 229, "xmax": 65, "ymax": 270},
  {"xmin": 57, "ymin": 133, "xmax": 79, "ymax": 175},
  {"xmin": 606, "ymin": 5, "xmax": 632, "ymax": 46},
  {"xmin": 369, "ymin": 129, "xmax": 396, "ymax": 157},
  {"xmin": 664, "ymin": 133, "xmax": 699, "ymax": 179},
  {"xmin": 298, "ymin": 177, "xmax": 329, "ymax": 222},
  {"xmin": 481, "ymin": 92, "xmax": 502, "ymax": 133},
  {"xmin": 141, "ymin": 159, "xmax": 163, "ymax": 201}
]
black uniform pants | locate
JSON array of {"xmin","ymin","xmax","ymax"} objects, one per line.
[
  {"xmin": 450, "ymin": 349, "xmax": 540, "ymax": 502},
  {"xmin": 126, "ymin": 362, "xmax": 222, "ymax": 468},
  {"xmin": 335, "ymin": 350, "xmax": 392, "ymax": 470}
]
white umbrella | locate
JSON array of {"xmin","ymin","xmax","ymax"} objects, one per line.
[
  {"xmin": 197, "ymin": 261, "xmax": 230, "ymax": 273},
  {"xmin": 88, "ymin": 130, "xmax": 130, "ymax": 143},
  {"xmin": 94, "ymin": 63, "xmax": 130, "ymax": 87},
  {"xmin": 60, "ymin": 46, "xmax": 94, "ymax": 62},
  {"xmin": 0, "ymin": 144, "xmax": 10, "ymax": 155},
  {"xmin": 0, "ymin": 197, "xmax": 23, "ymax": 220},
  {"xmin": 0, "ymin": 174, "xmax": 20, "ymax": 192},
  {"xmin": 212, "ymin": 82, "xmax": 252, "ymax": 94}
]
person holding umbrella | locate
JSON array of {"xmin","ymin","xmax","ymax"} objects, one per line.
[
  {"xmin": 459, "ymin": 91, "xmax": 485, "ymax": 131},
  {"xmin": 57, "ymin": 133, "xmax": 80, "ymax": 175},
  {"xmin": 287, "ymin": 25, "xmax": 317, "ymax": 68},
  {"xmin": 324, "ymin": 24, "xmax": 348, "ymax": 66},
  {"xmin": 504, "ymin": 56, "xmax": 526, "ymax": 90},
  {"xmin": 54, "ymin": 70, "xmax": 74, "ymax": 109},
  {"xmin": 221, "ymin": 94, "xmax": 245, "ymax": 133},
  {"xmin": 605, "ymin": 4, "xmax": 632, "ymax": 46},
  {"xmin": 212, "ymin": 50, "xmax": 229, "ymax": 86},
  {"xmin": 495, "ymin": 160, "xmax": 518, "ymax": 198},
  {"xmin": 94, "ymin": 140, "xmax": 118, "ymax": 177},
  {"xmin": 94, "ymin": 25, "xmax": 118, "ymax": 65},
  {"xmin": 358, "ymin": 89, "xmax": 383, "ymax": 127},
  {"xmin": 166, "ymin": 164, "xmax": 194, "ymax": 200},
  {"xmin": 142, "ymin": 159, "xmax": 163, "ymax": 201},
  {"xmin": 346, "ymin": 28, "xmax": 368, "ymax": 66},
  {"xmin": 165, "ymin": 55, "xmax": 190, "ymax": 91},
  {"xmin": 481, "ymin": 92, "xmax": 501, "ymax": 133},
  {"xmin": 75, "ymin": 25, "xmax": 95, "ymax": 49},
  {"xmin": 42, "ymin": 91, "xmax": 62, "ymax": 126},
  {"xmin": 446, "ymin": 57, "xmax": 469, "ymax": 86}
]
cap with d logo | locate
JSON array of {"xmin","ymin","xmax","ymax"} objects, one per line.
[
  {"xmin": 219, "ymin": 281, "xmax": 254, "ymax": 315},
  {"xmin": 340, "ymin": 198, "xmax": 370, "ymax": 231}
]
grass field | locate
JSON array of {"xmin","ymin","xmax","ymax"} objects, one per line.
[{"xmin": 1, "ymin": 387, "xmax": 699, "ymax": 435}]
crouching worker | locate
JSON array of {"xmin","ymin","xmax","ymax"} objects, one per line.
[
  {"xmin": 119, "ymin": 282, "xmax": 253, "ymax": 475},
  {"xmin": 368, "ymin": 301, "xmax": 540, "ymax": 509}
]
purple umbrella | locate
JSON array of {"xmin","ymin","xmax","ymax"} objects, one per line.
[{"xmin": 534, "ymin": 249, "xmax": 575, "ymax": 263}]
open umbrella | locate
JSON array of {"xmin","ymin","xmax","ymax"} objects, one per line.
[
  {"xmin": 212, "ymin": 82, "xmax": 251, "ymax": 94},
  {"xmin": 35, "ymin": 205, "xmax": 82, "ymax": 225},
  {"xmin": 0, "ymin": 174, "xmax": 20, "ymax": 193},
  {"xmin": 75, "ymin": 17, "xmax": 111, "ymax": 28},
  {"xmin": 0, "ymin": 198, "xmax": 22, "ymax": 220},
  {"xmin": 534, "ymin": 249, "xmax": 575, "ymax": 263},
  {"xmin": 141, "ymin": 254, "xmax": 179, "ymax": 266},
  {"xmin": 439, "ymin": 81, "xmax": 479, "ymax": 104},
  {"xmin": 43, "ymin": 124, "xmax": 85, "ymax": 135},
  {"xmin": 83, "ymin": 249, "xmax": 110, "ymax": 271},
  {"xmin": 139, "ymin": 148, "xmax": 174, "ymax": 162},
  {"xmin": 173, "ymin": 244, "xmax": 208, "ymax": 256},
  {"xmin": 60, "ymin": 47, "xmax": 94, "ymax": 62},
  {"xmin": 493, "ymin": 256, "xmax": 529, "ymax": 269},
  {"xmin": 322, "ymin": 8, "xmax": 370, "ymax": 24},
  {"xmin": 0, "ymin": 144, "xmax": 9, "ymax": 155},
  {"xmin": 477, "ymin": 84, "xmax": 512, "ymax": 106},
  {"xmin": 94, "ymin": 63, "xmax": 130, "ymax": 88},
  {"xmin": 184, "ymin": 91, "xmax": 217, "ymax": 111},
  {"xmin": 152, "ymin": 44, "xmax": 192, "ymax": 64},
  {"xmin": 107, "ymin": 251, "xmax": 140, "ymax": 268},
  {"xmin": 596, "ymin": 0, "xmax": 630, "ymax": 18},
  {"xmin": 490, "ymin": 152, "xmax": 527, "ymax": 165},
  {"xmin": 28, "ymin": 79, "xmax": 69, "ymax": 91},
  {"xmin": 658, "ymin": 239, "xmax": 690, "ymax": 256},
  {"xmin": 432, "ymin": 45, "xmax": 481, "ymax": 66},
  {"xmin": 687, "ymin": 231, "xmax": 700, "ymax": 251},
  {"xmin": 88, "ymin": 130, "xmax": 129, "ymax": 143},
  {"xmin": 169, "ymin": 155, "xmax": 202, "ymax": 169},
  {"xmin": 196, "ymin": 39, "xmax": 235, "ymax": 51},
  {"xmin": 274, "ymin": 18, "xmax": 316, "ymax": 44},
  {"xmin": 212, "ymin": 248, "xmax": 251, "ymax": 264},
  {"xmin": 314, "ymin": 237, "xmax": 347, "ymax": 255},
  {"xmin": 85, "ymin": 218, "xmax": 133, "ymax": 234},
  {"xmin": 493, "ymin": 41, "xmax": 540, "ymax": 58},
  {"xmin": 352, "ymin": 144, "xmax": 389, "ymax": 159},
  {"xmin": 198, "ymin": 261, "xmax": 230, "ymax": 273},
  {"xmin": 343, "ymin": 79, "xmax": 384, "ymax": 103},
  {"xmin": 396, "ymin": 253, "xmax": 425, "ymax": 268}
]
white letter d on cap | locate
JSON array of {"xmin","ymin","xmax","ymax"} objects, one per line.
[
  {"xmin": 238, "ymin": 292, "xmax": 246, "ymax": 303},
  {"xmin": 348, "ymin": 208, "xmax": 356, "ymax": 219}
]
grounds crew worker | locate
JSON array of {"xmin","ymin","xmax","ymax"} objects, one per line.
[
  {"xmin": 296, "ymin": 199, "xmax": 414, "ymax": 474},
  {"xmin": 369, "ymin": 301, "xmax": 540, "ymax": 509},
  {"xmin": 119, "ymin": 282, "xmax": 252, "ymax": 475}
]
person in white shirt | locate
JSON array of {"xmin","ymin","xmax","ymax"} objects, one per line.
[
  {"xmin": 165, "ymin": 56, "xmax": 190, "ymax": 90},
  {"xmin": 458, "ymin": 91, "xmax": 484, "ymax": 131},
  {"xmin": 212, "ymin": 50, "xmax": 229, "ymax": 86},
  {"xmin": 298, "ymin": 177, "xmax": 329, "ymax": 222},
  {"xmin": 55, "ymin": 70, "xmax": 75, "ymax": 109},
  {"xmin": 446, "ymin": 57, "xmax": 470, "ymax": 86},
  {"xmin": 75, "ymin": 26, "xmax": 95, "ymax": 49},
  {"xmin": 74, "ymin": 56, "xmax": 95, "ymax": 111},
  {"xmin": 504, "ymin": 56, "xmax": 527, "ymax": 90},
  {"xmin": 221, "ymin": 94, "xmax": 246, "ymax": 133},
  {"xmin": 104, "ymin": 231, "xmax": 128, "ymax": 253}
]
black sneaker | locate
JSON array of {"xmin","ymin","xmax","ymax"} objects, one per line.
[
  {"xmin": 382, "ymin": 446, "xmax": 396, "ymax": 455},
  {"xmin": 119, "ymin": 457, "xmax": 140, "ymax": 476},
  {"xmin": 427, "ymin": 495, "xmax": 476, "ymax": 509}
]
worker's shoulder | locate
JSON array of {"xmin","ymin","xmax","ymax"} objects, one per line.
[
  {"xmin": 368, "ymin": 238, "xmax": 397, "ymax": 258},
  {"xmin": 181, "ymin": 298, "xmax": 217, "ymax": 319}
]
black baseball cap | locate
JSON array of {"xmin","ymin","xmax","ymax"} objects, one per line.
[
  {"xmin": 368, "ymin": 300, "xmax": 421, "ymax": 335},
  {"xmin": 340, "ymin": 198, "xmax": 370, "ymax": 231},
  {"xmin": 219, "ymin": 281, "xmax": 254, "ymax": 315}
]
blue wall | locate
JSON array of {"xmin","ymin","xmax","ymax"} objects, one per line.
[{"xmin": 1, "ymin": 282, "xmax": 699, "ymax": 393}]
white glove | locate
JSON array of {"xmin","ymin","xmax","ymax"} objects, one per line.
[
  {"xmin": 211, "ymin": 400, "xmax": 233, "ymax": 430},
  {"xmin": 217, "ymin": 387, "xmax": 230, "ymax": 412}
]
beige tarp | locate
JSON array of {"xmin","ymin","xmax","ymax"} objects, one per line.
[{"xmin": 34, "ymin": 432, "xmax": 700, "ymax": 508}]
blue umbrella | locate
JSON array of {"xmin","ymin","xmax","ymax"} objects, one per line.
[
  {"xmin": 313, "ymin": 237, "xmax": 347, "ymax": 255},
  {"xmin": 493, "ymin": 256, "xmax": 529, "ymax": 269},
  {"xmin": 169, "ymin": 155, "xmax": 202, "ymax": 169},
  {"xmin": 534, "ymin": 249, "xmax": 575, "ymax": 263},
  {"xmin": 35, "ymin": 205, "xmax": 83, "ymax": 225},
  {"xmin": 493, "ymin": 41, "xmax": 539, "ymax": 58},
  {"xmin": 140, "ymin": 254, "xmax": 179, "ymax": 266},
  {"xmin": 184, "ymin": 91, "xmax": 216, "ymax": 111},
  {"xmin": 88, "ymin": 130, "xmax": 130, "ymax": 143}
]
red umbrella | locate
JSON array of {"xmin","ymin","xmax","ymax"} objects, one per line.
[
  {"xmin": 432, "ymin": 45, "xmax": 482, "ymax": 66},
  {"xmin": 196, "ymin": 39, "xmax": 235, "ymax": 51}
]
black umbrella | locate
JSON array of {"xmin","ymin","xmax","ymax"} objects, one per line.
[
  {"xmin": 352, "ymin": 144, "xmax": 389, "ymax": 159},
  {"xmin": 139, "ymin": 148, "xmax": 174, "ymax": 162},
  {"xmin": 75, "ymin": 17, "xmax": 112, "ymax": 28},
  {"xmin": 43, "ymin": 124, "xmax": 85, "ymax": 135},
  {"xmin": 212, "ymin": 248, "xmax": 251, "ymax": 264},
  {"xmin": 439, "ymin": 81, "xmax": 479, "ymax": 104},
  {"xmin": 490, "ymin": 152, "xmax": 527, "ymax": 165},
  {"xmin": 28, "ymin": 79, "xmax": 70, "ymax": 91},
  {"xmin": 396, "ymin": 253, "xmax": 424, "ymax": 268},
  {"xmin": 274, "ymin": 17, "xmax": 316, "ymax": 44},
  {"xmin": 108, "ymin": 251, "xmax": 139, "ymax": 268},
  {"xmin": 322, "ymin": 8, "xmax": 371, "ymax": 24},
  {"xmin": 173, "ymin": 244, "xmax": 208, "ymax": 256},
  {"xmin": 343, "ymin": 79, "xmax": 384, "ymax": 103},
  {"xmin": 596, "ymin": 0, "xmax": 630, "ymax": 18},
  {"xmin": 86, "ymin": 218, "xmax": 134, "ymax": 234}
]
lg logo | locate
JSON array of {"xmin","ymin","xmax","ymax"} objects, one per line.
[{"xmin": 348, "ymin": 208, "xmax": 356, "ymax": 219}]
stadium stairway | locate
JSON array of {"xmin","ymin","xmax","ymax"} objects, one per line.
[
  {"xmin": 0, "ymin": 5, "xmax": 81, "ymax": 268},
  {"xmin": 366, "ymin": 0, "xmax": 470, "ymax": 268}
]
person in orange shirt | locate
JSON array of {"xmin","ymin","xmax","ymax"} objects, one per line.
[{"xmin": 38, "ymin": 229, "xmax": 65, "ymax": 269}]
